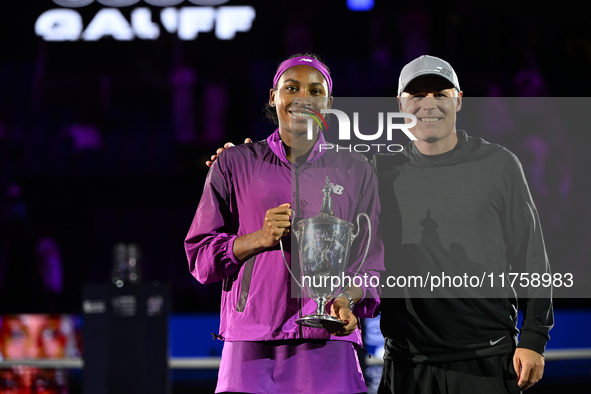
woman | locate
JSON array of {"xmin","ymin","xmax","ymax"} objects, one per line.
[{"xmin": 185, "ymin": 54, "xmax": 383, "ymax": 393}]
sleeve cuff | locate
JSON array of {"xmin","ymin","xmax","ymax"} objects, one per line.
[
  {"xmin": 517, "ymin": 331, "xmax": 549, "ymax": 356},
  {"xmin": 353, "ymin": 277, "xmax": 381, "ymax": 318},
  {"xmin": 225, "ymin": 235, "xmax": 242, "ymax": 267}
]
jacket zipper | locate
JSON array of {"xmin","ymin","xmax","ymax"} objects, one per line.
[
  {"xmin": 294, "ymin": 162, "xmax": 312, "ymax": 338},
  {"xmin": 294, "ymin": 164, "xmax": 303, "ymax": 339}
]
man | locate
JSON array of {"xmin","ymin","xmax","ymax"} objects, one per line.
[
  {"xmin": 206, "ymin": 55, "xmax": 553, "ymax": 393},
  {"xmin": 374, "ymin": 55, "xmax": 553, "ymax": 393}
]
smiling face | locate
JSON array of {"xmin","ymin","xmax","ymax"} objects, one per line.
[
  {"xmin": 399, "ymin": 75, "xmax": 463, "ymax": 149},
  {"xmin": 269, "ymin": 65, "xmax": 332, "ymax": 139}
]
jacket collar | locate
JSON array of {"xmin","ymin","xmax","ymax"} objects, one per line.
[{"xmin": 267, "ymin": 128, "xmax": 328, "ymax": 165}]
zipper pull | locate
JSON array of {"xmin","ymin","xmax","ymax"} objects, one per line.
[
  {"xmin": 360, "ymin": 345, "xmax": 371, "ymax": 358},
  {"xmin": 212, "ymin": 333, "xmax": 225, "ymax": 341}
]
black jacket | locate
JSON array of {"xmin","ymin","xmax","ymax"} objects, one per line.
[{"xmin": 372, "ymin": 130, "xmax": 553, "ymax": 363}]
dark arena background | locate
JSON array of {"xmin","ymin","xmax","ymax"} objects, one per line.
[{"xmin": 0, "ymin": 1, "xmax": 590, "ymax": 393}]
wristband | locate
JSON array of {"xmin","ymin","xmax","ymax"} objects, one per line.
[{"xmin": 336, "ymin": 292, "xmax": 355, "ymax": 312}]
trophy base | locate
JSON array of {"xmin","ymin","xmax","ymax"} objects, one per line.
[{"xmin": 296, "ymin": 314, "xmax": 345, "ymax": 328}]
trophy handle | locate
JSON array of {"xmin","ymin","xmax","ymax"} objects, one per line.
[
  {"xmin": 279, "ymin": 238, "xmax": 315, "ymax": 299},
  {"xmin": 350, "ymin": 212, "xmax": 372, "ymax": 278}
]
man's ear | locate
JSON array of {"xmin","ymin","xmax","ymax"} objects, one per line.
[{"xmin": 456, "ymin": 91, "xmax": 463, "ymax": 112}]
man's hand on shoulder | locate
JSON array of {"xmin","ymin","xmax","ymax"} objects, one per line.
[{"xmin": 205, "ymin": 138, "xmax": 253, "ymax": 167}]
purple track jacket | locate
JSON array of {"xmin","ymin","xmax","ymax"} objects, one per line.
[{"xmin": 185, "ymin": 129, "xmax": 384, "ymax": 346}]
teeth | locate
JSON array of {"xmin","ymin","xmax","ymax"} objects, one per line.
[
  {"xmin": 420, "ymin": 118, "xmax": 440, "ymax": 123},
  {"xmin": 291, "ymin": 112, "xmax": 312, "ymax": 118}
]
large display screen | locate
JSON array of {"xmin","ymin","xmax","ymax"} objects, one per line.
[{"xmin": 0, "ymin": 314, "xmax": 82, "ymax": 393}]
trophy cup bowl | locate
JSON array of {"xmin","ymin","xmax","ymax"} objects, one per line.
[{"xmin": 280, "ymin": 177, "xmax": 371, "ymax": 328}]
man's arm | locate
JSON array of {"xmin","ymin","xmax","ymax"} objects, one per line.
[{"xmin": 501, "ymin": 151, "xmax": 554, "ymax": 390}]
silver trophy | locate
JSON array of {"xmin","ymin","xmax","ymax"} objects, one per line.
[{"xmin": 281, "ymin": 177, "xmax": 371, "ymax": 328}]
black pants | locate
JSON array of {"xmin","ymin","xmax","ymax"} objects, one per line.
[{"xmin": 378, "ymin": 353, "xmax": 521, "ymax": 394}]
